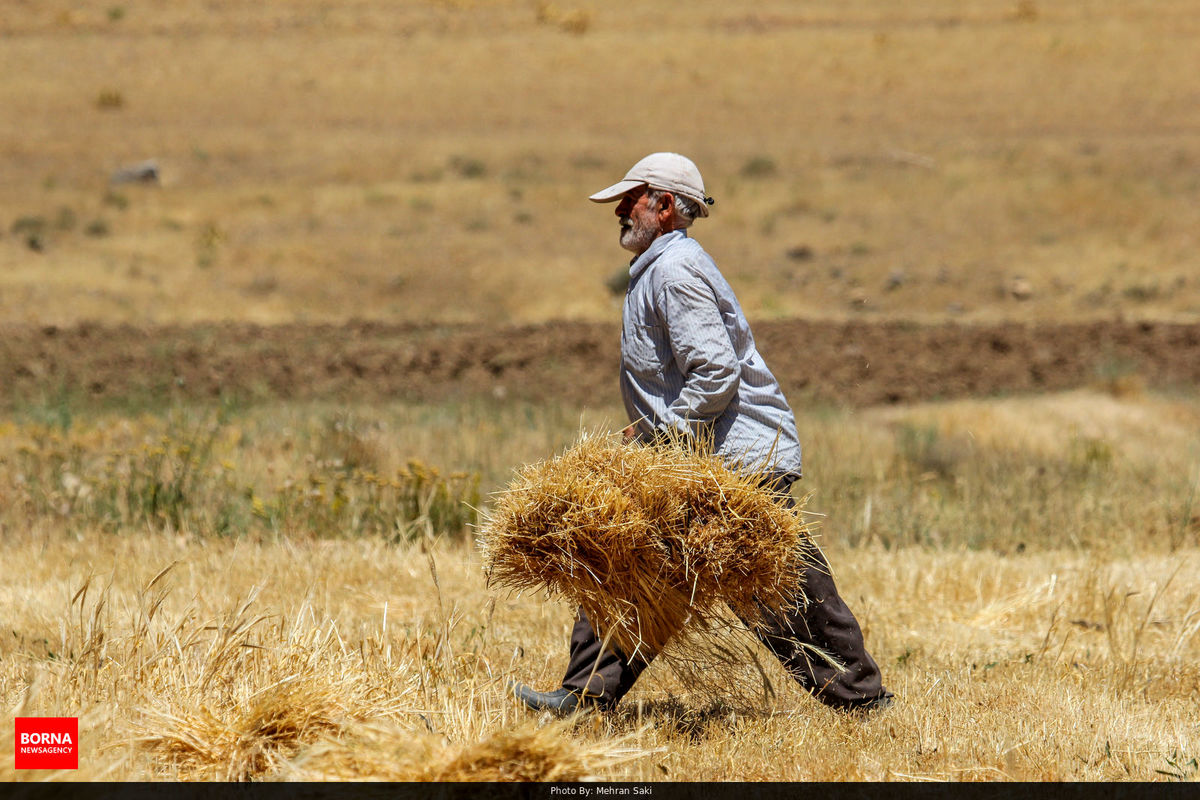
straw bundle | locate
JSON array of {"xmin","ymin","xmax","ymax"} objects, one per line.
[
  {"xmin": 135, "ymin": 679, "xmax": 348, "ymax": 780},
  {"xmin": 284, "ymin": 720, "xmax": 645, "ymax": 781},
  {"xmin": 480, "ymin": 433, "xmax": 820, "ymax": 658}
]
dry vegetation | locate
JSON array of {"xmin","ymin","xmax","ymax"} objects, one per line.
[
  {"xmin": 1, "ymin": 0, "xmax": 1198, "ymax": 325},
  {"xmin": 3, "ymin": 0, "xmax": 1200, "ymax": 785},
  {"xmin": 482, "ymin": 434, "xmax": 820, "ymax": 657},
  {"xmin": 2, "ymin": 390, "xmax": 1199, "ymax": 782}
]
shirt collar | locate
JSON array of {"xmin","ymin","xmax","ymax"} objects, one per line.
[{"xmin": 628, "ymin": 229, "xmax": 687, "ymax": 281}]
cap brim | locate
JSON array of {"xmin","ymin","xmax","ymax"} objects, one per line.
[{"xmin": 588, "ymin": 179, "xmax": 645, "ymax": 203}]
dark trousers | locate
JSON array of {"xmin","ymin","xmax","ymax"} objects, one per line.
[{"xmin": 560, "ymin": 476, "xmax": 892, "ymax": 711}]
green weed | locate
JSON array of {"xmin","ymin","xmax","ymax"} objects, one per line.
[{"xmin": 740, "ymin": 156, "xmax": 778, "ymax": 179}]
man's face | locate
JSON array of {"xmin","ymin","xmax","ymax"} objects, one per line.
[{"xmin": 615, "ymin": 187, "xmax": 662, "ymax": 255}]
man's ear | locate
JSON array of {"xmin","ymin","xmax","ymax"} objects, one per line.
[{"xmin": 657, "ymin": 191, "xmax": 675, "ymax": 228}]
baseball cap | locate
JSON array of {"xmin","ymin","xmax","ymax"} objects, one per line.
[{"xmin": 589, "ymin": 152, "xmax": 713, "ymax": 217}]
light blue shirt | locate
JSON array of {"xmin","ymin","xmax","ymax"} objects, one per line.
[{"xmin": 620, "ymin": 230, "xmax": 803, "ymax": 478}]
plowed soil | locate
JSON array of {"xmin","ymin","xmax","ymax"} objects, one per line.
[{"xmin": 3, "ymin": 319, "xmax": 1199, "ymax": 410}]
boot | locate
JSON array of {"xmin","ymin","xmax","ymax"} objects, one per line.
[{"xmin": 508, "ymin": 682, "xmax": 599, "ymax": 715}]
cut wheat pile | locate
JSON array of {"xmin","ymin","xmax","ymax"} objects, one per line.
[
  {"xmin": 480, "ymin": 433, "xmax": 821, "ymax": 658},
  {"xmin": 285, "ymin": 720, "xmax": 645, "ymax": 782}
]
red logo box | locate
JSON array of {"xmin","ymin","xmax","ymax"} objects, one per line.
[{"xmin": 14, "ymin": 717, "xmax": 78, "ymax": 770}]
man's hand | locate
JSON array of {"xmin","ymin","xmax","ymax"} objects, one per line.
[{"xmin": 622, "ymin": 425, "xmax": 637, "ymax": 444}]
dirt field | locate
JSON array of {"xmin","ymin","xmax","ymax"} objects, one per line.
[{"xmin": 4, "ymin": 318, "xmax": 1200, "ymax": 411}]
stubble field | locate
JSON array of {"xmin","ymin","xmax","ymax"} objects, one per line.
[
  {"xmin": 2, "ymin": 392, "xmax": 1200, "ymax": 781},
  {"xmin": 2, "ymin": 0, "xmax": 1199, "ymax": 785}
]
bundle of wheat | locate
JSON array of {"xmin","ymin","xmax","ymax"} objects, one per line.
[
  {"xmin": 135, "ymin": 679, "xmax": 348, "ymax": 780},
  {"xmin": 480, "ymin": 433, "xmax": 820, "ymax": 658},
  {"xmin": 284, "ymin": 719, "xmax": 645, "ymax": 782}
]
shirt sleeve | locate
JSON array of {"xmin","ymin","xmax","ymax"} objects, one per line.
[{"xmin": 656, "ymin": 279, "xmax": 740, "ymax": 434}]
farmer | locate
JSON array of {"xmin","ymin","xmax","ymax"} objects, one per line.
[{"xmin": 510, "ymin": 153, "xmax": 893, "ymax": 715}]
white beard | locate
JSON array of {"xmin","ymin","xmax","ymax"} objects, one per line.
[{"xmin": 619, "ymin": 213, "xmax": 659, "ymax": 255}]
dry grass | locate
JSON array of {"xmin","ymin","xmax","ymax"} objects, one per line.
[
  {"xmin": 1, "ymin": 1, "xmax": 1198, "ymax": 326},
  {"xmin": 1, "ymin": 532, "xmax": 1198, "ymax": 782},
  {"xmin": 482, "ymin": 433, "xmax": 819, "ymax": 657},
  {"xmin": 801, "ymin": 389, "xmax": 1200, "ymax": 552},
  {"xmin": 0, "ymin": 533, "xmax": 645, "ymax": 782},
  {"xmin": 2, "ymin": 389, "xmax": 1200, "ymax": 782},
  {"xmin": 3, "ymin": 2, "xmax": 1198, "ymax": 780}
]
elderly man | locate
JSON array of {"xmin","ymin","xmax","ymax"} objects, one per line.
[{"xmin": 510, "ymin": 153, "xmax": 893, "ymax": 715}]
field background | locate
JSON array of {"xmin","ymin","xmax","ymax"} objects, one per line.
[
  {"xmin": 2, "ymin": 0, "xmax": 1198, "ymax": 324},
  {"xmin": 2, "ymin": 0, "xmax": 1199, "ymax": 784}
]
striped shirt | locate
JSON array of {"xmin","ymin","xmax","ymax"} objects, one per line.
[{"xmin": 620, "ymin": 230, "xmax": 803, "ymax": 478}]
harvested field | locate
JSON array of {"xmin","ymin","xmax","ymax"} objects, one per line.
[
  {"xmin": 3, "ymin": 533, "xmax": 1198, "ymax": 782},
  {"xmin": 4, "ymin": 0, "xmax": 1200, "ymax": 785},
  {"xmin": 3, "ymin": 385, "xmax": 1200, "ymax": 782},
  {"xmin": 2, "ymin": 2, "xmax": 1198, "ymax": 327},
  {"xmin": 3, "ymin": 318, "xmax": 1200, "ymax": 411}
]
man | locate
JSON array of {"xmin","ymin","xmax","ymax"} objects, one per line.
[{"xmin": 510, "ymin": 153, "xmax": 893, "ymax": 714}]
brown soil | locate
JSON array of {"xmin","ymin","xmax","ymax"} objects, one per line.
[{"xmin": 3, "ymin": 319, "xmax": 1199, "ymax": 411}]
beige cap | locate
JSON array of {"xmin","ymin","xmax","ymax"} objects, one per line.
[{"xmin": 589, "ymin": 152, "xmax": 712, "ymax": 216}]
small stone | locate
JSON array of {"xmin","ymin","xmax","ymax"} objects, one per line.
[{"xmin": 110, "ymin": 159, "xmax": 160, "ymax": 185}]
